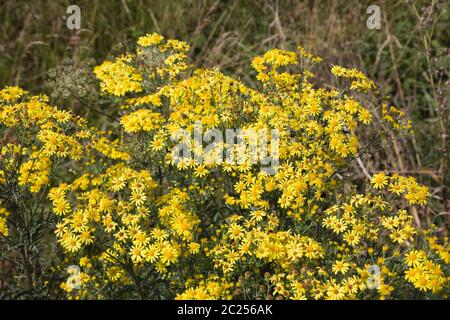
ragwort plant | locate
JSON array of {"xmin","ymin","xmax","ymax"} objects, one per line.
[
  {"xmin": 0, "ymin": 33, "xmax": 448, "ymax": 300},
  {"xmin": 0, "ymin": 87, "xmax": 128, "ymax": 298}
]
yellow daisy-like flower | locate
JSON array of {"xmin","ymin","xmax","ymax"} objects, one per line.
[
  {"xmin": 405, "ymin": 250, "xmax": 424, "ymax": 267},
  {"xmin": 160, "ymin": 245, "xmax": 179, "ymax": 265},
  {"xmin": 332, "ymin": 260, "xmax": 350, "ymax": 275},
  {"xmin": 371, "ymin": 173, "xmax": 388, "ymax": 189},
  {"xmin": 130, "ymin": 189, "xmax": 147, "ymax": 206}
]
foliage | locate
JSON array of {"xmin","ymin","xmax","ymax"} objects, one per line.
[{"xmin": 1, "ymin": 33, "xmax": 448, "ymax": 299}]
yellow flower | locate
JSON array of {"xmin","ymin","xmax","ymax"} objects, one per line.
[
  {"xmin": 326, "ymin": 281, "xmax": 346, "ymax": 300},
  {"xmin": 358, "ymin": 108, "xmax": 372, "ymax": 125},
  {"xmin": 130, "ymin": 189, "xmax": 147, "ymax": 206},
  {"xmin": 63, "ymin": 235, "xmax": 82, "ymax": 253},
  {"xmin": 160, "ymin": 245, "xmax": 179, "ymax": 265},
  {"xmin": 343, "ymin": 230, "xmax": 360, "ymax": 247},
  {"xmin": 405, "ymin": 250, "xmax": 424, "ymax": 267},
  {"xmin": 188, "ymin": 242, "xmax": 201, "ymax": 254},
  {"xmin": 137, "ymin": 33, "xmax": 164, "ymax": 47},
  {"xmin": 194, "ymin": 164, "xmax": 209, "ymax": 178},
  {"xmin": 228, "ymin": 223, "xmax": 244, "ymax": 241},
  {"xmin": 143, "ymin": 245, "xmax": 160, "ymax": 263},
  {"xmin": 371, "ymin": 173, "xmax": 388, "ymax": 189},
  {"xmin": 53, "ymin": 199, "xmax": 71, "ymax": 216},
  {"xmin": 332, "ymin": 260, "xmax": 350, "ymax": 275},
  {"xmin": 130, "ymin": 245, "xmax": 145, "ymax": 264}
]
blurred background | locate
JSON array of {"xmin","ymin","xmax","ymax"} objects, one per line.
[{"xmin": 0, "ymin": 0, "xmax": 449, "ymax": 227}]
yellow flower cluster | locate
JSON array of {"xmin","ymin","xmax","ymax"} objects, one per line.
[
  {"xmin": 0, "ymin": 90, "xmax": 87, "ymax": 193},
  {"xmin": 297, "ymin": 46, "xmax": 323, "ymax": 63},
  {"xmin": 331, "ymin": 65, "xmax": 377, "ymax": 92},
  {"xmin": 120, "ymin": 109, "xmax": 165, "ymax": 133},
  {"xmin": 2, "ymin": 34, "xmax": 447, "ymax": 300},
  {"xmin": 94, "ymin": 54, "xmax": 143, "ymax": 96},
  {"xmin": 212, "ymin": 213, "xmax": 324, "ymax": 275},
  {"xmin": 404, "ymin": 249, "xmax": 447, "ymax": 292},
  {"xmin": 137, "ymin": 33, "xmax": 164, "ymax": 47},
  {"xmin": 371, "ymin": 172, "xmax": 429, "ymax": 205},
  {"xmin": 0, "ymin": 88, "xmax": 130, "ymax": 196},
  {"xmin": 137, "ymin": 34, "xmax": 190, "ymax": 80},
  {"xmin": 56, "ymin": 35, "xmax": 447, "ymax": 300},
  {"xmin": 382, "ymin": 103, "xmax": 413, "ymax": 132},
  {"xmin": 50, "ymin": 163, "xmax": 204, "ymax": 292},
  {"xmin": 0, "ymin": 207, "xmax": 10, "ymax": 236},
  {"xmin": 252, "ymin": 48, "xmax": 298, "ymax": 85},
  {"xmin": 0, "ymin": 86, "xmax": 27, "ymax": 102},
  {"xmin": 175, "ymin": 276, "xmax": 234, "ymax": 300}
]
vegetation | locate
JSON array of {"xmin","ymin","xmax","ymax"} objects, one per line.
[{"xmin": 0, "ymin": 0, "xmax": 448, "ymax": 299}]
